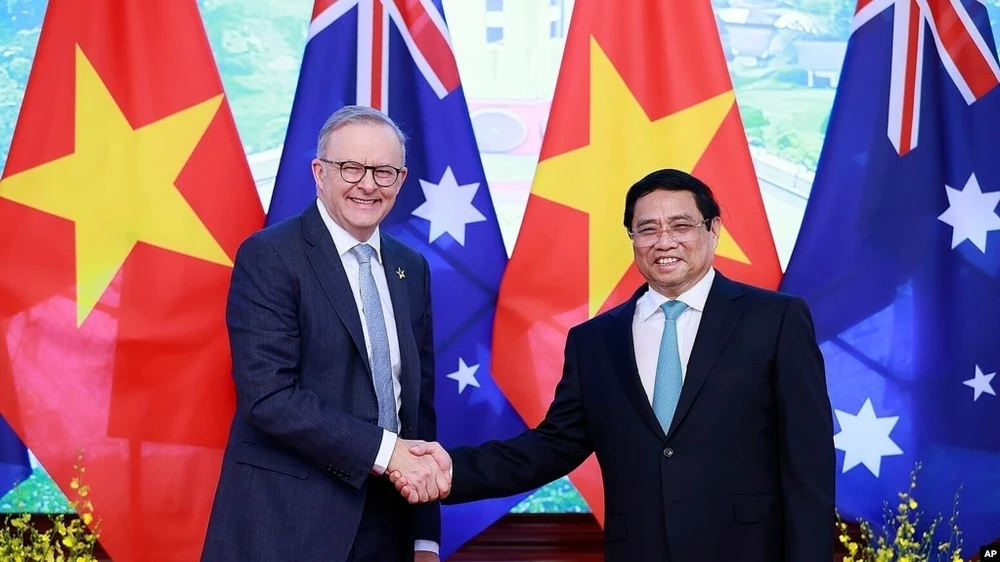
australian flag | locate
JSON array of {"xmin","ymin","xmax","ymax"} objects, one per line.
[
  {"xmin": 780, "ymin": 0, "xmax": 1000, "ymax": 550},
  {"xmin": 265, "ymin": 0, "xmax": 530, "ymax": 556},
  {"xmin": 0, "ymin": 413, "xmax": 30, "ymax": 501}
]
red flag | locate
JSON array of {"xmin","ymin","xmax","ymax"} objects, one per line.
[
  {"xmin": 0, "ymin": 1, "xmax": 263, "ymax": 560},
  {"xmin": 491, "ymin": 0, "xmax": 781, "ymax": 522}
]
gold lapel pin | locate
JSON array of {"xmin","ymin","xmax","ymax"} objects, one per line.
[{"xmin": 396, "ymin": 267, "xmax": 405, "ymax": 279}]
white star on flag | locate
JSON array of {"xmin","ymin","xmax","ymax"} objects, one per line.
[
  {"xmin": 937, "ymin": 173, "xmax": 1000, "ymax": 253},
  {"xmin": 963, "ymin": 365, "xmax": 996, "ymax": 401},
  {"xmin": 833, "ymin": 398, "xmax": 904, "ymax": 478},
  {"xmin": 446, "ymin": 358, "xmax": 481, "ymax": 394},
  {"xmin": 411, "ymin": 166, "xmax": 486, "ymax": 245}
]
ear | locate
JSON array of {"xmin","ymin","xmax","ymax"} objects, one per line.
[
  {"xmin": 311, "ymin": 158, "xmax": 325, "ymax": 188},
  {"xmin": 397, "ymin": 166, "xmax": 408, "ymax": 186},
  {"xmin": 709, "ymin": 217, "xmax": 722, "ymax": 249}
]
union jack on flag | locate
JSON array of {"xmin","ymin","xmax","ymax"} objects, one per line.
[{"xmin": 854, "ymin": 0, "xmax": 1000, "ymax": 154}]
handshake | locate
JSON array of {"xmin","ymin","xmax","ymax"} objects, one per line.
[{"xmin": 384, "ymin": 438, "xmax": 452, "ymax": 504}]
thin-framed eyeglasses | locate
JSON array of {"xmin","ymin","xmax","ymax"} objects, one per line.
[
  {"xmin": 318, "ymin": 158, "xmax": 402, "ymax": 188},
  {"xmin": 629, "ymin": 218, "xmax": 713, "ymax": 248}
]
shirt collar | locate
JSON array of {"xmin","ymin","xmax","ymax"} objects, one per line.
[
  {"xmin": 316, "ymin": 198, "xmax": 382, "ymax": 263},
  {"xmin": 636, "ymin": 268, "xmax": 716, "ymax": 322}
]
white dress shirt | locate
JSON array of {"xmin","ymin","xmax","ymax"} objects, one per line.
[
  {"xmin": 318, "ymin": 201, "xmax": 439, "ymax": 554},
  {"xmin": 632, "ymin": 268, "xmax": 716, "ymax": 405},
  {"xmin": 317, "ymin": 200, "xmax": 402, "ymax": 458}
]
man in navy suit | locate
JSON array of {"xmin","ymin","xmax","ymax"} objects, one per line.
[
  {"xmin": 396, "ymin": 169, "xmax": 835, "ymax": 561},
  {"xmin": 203, "ymin": 105, "xmax": 448, "ymax": 562}
]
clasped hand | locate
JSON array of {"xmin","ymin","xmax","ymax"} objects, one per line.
[{"xmin": 385, "ymin": 439, "xmax": 451, "ymax": 504}]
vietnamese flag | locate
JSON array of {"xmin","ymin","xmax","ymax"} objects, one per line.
[
  {"xmin": 0, "ymin": 1, "xmax": 263, "ymax": 560},
  {"xmin": 491, "ymin": 0, "xmax": 782, "ymax": 523}
]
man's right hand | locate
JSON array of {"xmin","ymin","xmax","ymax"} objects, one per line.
[
  {"xmin": 387, "ymin": 441, "xmax": 452, "ymax": 503},
  {"xmin": 386, "ymin": 438, "xmax": 451, "ymax": 504}
]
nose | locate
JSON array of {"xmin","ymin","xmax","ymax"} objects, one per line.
[
  {"xmin": 652, "ymin": 230, "xmax": 679, "ymax": 249},
  {"xmin": 355, "ymin": 169, "xmax": 379, "ymax": 192}
]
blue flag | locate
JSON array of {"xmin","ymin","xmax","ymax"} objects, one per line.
[
  {"xmin": 780, "ymin": 0, "xmax": 1000, "ymax": 550},
  {"xmin": 266, "ymin": 0, "xmax": 530, "ymax": 556},
  {"xmin": 0, "ymin": 414, "xmax": 30, "ymax": 500}
]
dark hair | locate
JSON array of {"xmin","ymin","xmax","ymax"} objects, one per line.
[{"xmin": 622, "ymin": 169, "xmax": 721, "ymax": 230}]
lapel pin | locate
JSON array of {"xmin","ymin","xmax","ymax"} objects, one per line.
[{"xmin": 396, "ymin": 267, "xmax": 405, "ymax": 279}]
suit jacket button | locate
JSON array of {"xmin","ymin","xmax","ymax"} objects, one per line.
[{"xmin": 663, "ymin": 447, "xmax": 674, "ymax": 458}]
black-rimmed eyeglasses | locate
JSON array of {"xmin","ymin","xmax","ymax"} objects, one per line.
[{"xmin": 319, "ymin": 158, "xmax": 402, "ymax": 188}]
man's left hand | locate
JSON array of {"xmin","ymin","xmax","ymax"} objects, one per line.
[{"xmin": 414, "ymin": 551, "xmax": 440, "ymax": 562}]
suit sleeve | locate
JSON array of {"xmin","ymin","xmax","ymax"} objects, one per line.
[
  {"xmin": 227, "ymin": 234, "xmax": 382, "ymax": 489},
  {"xmin": 412, "ymin": 256, "xmax": 441, "ymax": 545},
  {"xmin": 775, "ymin": 297, "xmax": 835, "ymax": 561},
  {"xmin": 444, "ymin": 328, "xmax": 594, "ymax": 504}
]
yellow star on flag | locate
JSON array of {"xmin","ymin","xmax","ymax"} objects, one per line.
[
  {"xmin": 0, "ymin": 45, "xmax": 232, "ymax": 327},
  {"xmin": 532, "ymin": 37, "xmax": 750, "ymax": 316}
]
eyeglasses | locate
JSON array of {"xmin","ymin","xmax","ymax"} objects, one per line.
[
  {"xmin": 629, "ymin": 218, "xmax": 713, "ymax": 248},
  {"xmin": 319, "ymin": 158, "xmax": 402, "ymax": 188}
]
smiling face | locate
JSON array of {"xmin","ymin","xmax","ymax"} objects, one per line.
[
  {"xmin": 630, "ymin": 189, "xmax": 719, "ymax": 298},
  {"xmin": 311, "ymin": 121, "xmax": 407, "ymax": 241}
]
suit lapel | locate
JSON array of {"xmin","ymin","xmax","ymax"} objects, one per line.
[
  {"xmin": 666, "ymin": 273, "xmax": 744, "ymax": 439},
  {"xmin": 607, "ymin": 286, "xmax": 668, "ymax": 440},
  {"xmin": 380, "ymin": 235, "xmax": 420, "ymax": 436},
  {"xmin": 302, "ymin": 203, "xmax": 371, "ymax": 374}
]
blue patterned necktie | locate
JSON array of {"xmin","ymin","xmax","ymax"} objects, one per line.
[
  {"xmin": 350, "ymin": 243, "xmax": 397, "ymax": 433},
  {"xmin": 652, "ymin": 300, "xmax": 688, "ymax": 433}
]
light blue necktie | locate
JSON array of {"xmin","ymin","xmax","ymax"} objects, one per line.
[
  {"xmin": 350, "ymin": 243, "xmax": 397, "ymax": 433},
  {"xmin": 652, "ymin": 300, "xmax": 688, "ymax": 433}
]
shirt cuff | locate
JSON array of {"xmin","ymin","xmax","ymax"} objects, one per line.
[
  {"xmin": 371, "ymin": 429, "xmax": 397, "ymax": 475},
  {"xmin": 414, "ymin": 540, "xmax": 439, "ymax": 554}
]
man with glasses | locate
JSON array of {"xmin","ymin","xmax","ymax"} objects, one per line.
[
  {"xmin": 394, "ymin": 169, "xmax": 835, "ymax": 562},
  {"xmin": 203, "ymin": 105, "xmax": 447, "ymax": 562}
]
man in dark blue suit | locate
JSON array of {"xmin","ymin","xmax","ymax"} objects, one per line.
[
  {"xmin": 396, "ymin": 169, "xmax": 835, "ymax": 561},
  {"xmin": 203, "ymin": 105, "xmax": 448, "ymax": 562}
]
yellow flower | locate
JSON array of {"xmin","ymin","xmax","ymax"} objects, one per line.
[
  {"xmin": 82, "ymin": 513, "xmax": 93, "ymax": 525},
  {"xmin": 908, "ymin": 498, "xmax": 917, "ymax": 509},
  {"xmin": 69, "ymin": 478, "xmax": 80, "ymax": 490}
]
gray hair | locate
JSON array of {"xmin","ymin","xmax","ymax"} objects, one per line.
[{"xmin": 316, "ymin": 105, "xmax": 407, "ymax": 164}]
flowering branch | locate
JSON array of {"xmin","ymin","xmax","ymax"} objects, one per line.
[{"xmin": 836, "ymin": 462, "xmax": 963, "ymax": 562}]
